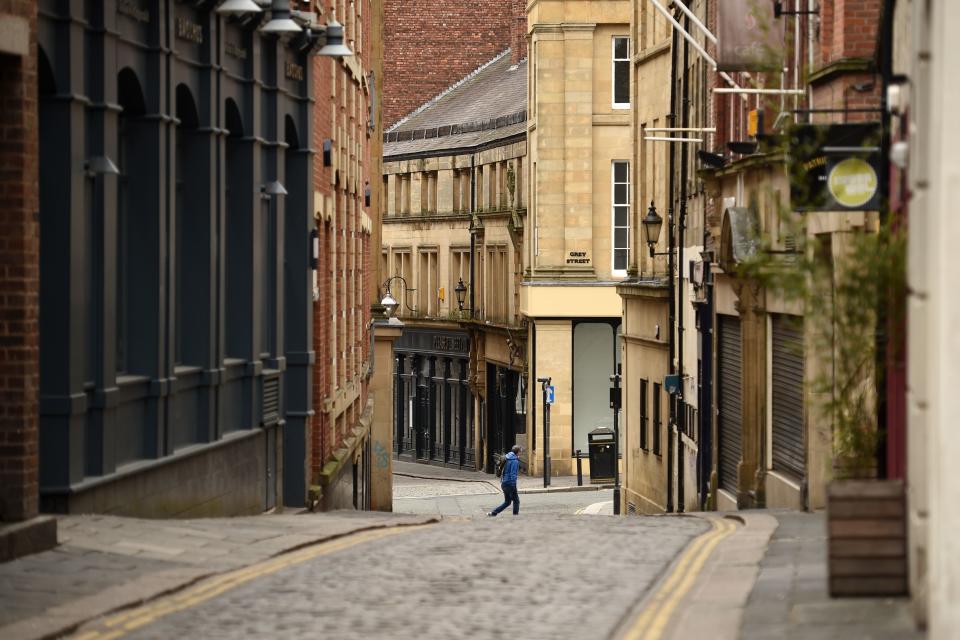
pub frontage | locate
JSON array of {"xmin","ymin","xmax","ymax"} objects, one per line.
[
  {"xmin": 394, "ymin": 328, "xmax": 475, "ymax": 469},
  {"xmin": 36, "ymin": 0, "xmax": 317, "ymax": 515}
]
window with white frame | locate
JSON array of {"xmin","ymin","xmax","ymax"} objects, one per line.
[
  {"xmin": 612, "ymin": 160, "xmax": 630, "ymax": 274},
  {"xmin": 612, "ymin": 37, "xmax": 630, "ymax": 108}
]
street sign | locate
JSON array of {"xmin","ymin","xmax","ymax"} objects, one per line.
[{"xmin": 546, "ymin": 385, "xmax": 555, "ymax": 405}]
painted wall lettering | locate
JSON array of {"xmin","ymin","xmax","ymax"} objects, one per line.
[
  {"xmin": 117, "ymin": 0, "xmax": 149, "ymax": 23},
  {"xmin": 176, "ymin": 17, "xmax": 204, "ymax": 44}
]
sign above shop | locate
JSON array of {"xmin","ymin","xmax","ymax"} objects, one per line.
[
  {"xmin": 788, "ymin": 122, "xmax": 882, "ymax": 211},
  {"xmin": 395, "ymin": 329, "xmax": 470, "ymax": 357}
]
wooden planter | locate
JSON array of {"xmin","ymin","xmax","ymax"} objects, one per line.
[{"xmin": 827, "ymin": 479, "xmax": 907, "ymax": 597}]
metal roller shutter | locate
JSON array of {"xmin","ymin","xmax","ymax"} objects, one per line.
[
  {"xmin": 771, "ymin": 314, "xmax": 805, "ymax": 479},
  {"xmin": 717, "ymin": 315, "xmax": 742, "ymax": 493}
]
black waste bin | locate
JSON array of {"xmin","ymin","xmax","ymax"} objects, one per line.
[{"xmin": 588, "ymin": 427, "xmax": 616, "ymax": 484}]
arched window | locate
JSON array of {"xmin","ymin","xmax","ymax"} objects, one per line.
[
  {"xmin": 116, "ymin": 68, "xmax": 148, "ymax": 375},
  {"xmin": 225, "ymin": 98, "xmax": 250, "ymax": 359},
  {"xmin": 175, "ymin": 84, "xmax": 205, "ymax": 367}
]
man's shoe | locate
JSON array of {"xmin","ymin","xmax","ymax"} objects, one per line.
[{"xmin": 487, "ymin": 512, "xmax": 496, "ymax": 517}]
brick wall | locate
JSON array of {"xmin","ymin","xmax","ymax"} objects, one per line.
[
  {"xmin": 0, "ymin": 0, "xmax": 39, "ymax": 523},
  {"xmin": 311, "ymin": 0, "xmax": 375, "ymax": 492},
  {"xmin": 383, "ymin": 0, "xmax": 527, "ymax": 127}
]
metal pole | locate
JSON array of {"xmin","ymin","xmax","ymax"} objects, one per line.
[
  {"xmin": 665, "ymin": 6, "xmax": 678, "ymax": 515},
  {"xmin": 576, "ymin": 450, "xmax": 583, "ymax": 486},
  {"xmin": 611, "ymin": 368, "xmax": 622, "ymax": 515},
  {"xmin": 676, "ymin": 7, "xmax": 691, "ymax": 515},
  {"xmin": 538, "ymin": 376, "xmax": 551, "ymax": 488}
]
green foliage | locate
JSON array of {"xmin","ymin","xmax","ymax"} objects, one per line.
[{"xmin": 736, "ymin": 198, "xmax": 905, "ymax": 478}]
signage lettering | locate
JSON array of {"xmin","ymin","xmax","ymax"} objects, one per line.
[
  {"xmin": 566, "ymin": 251, "xmax": 590, "ymax": 265},
  {"xmin": 176, "ymin": 17, "xmax": 204, "ymax": 44},
  {"xmin": 432, "ymin": 335, "xmax": 469, "ymax": 354},
  {"xmin": 117, "ymin": 0, "xmax": 150, "ymax": 23},
  {"xmin": 828, "ymin": 158, "xmax": 878, "ymax": 208},
  {"xmin": 225, "ymin": 42, "xmax": 248, "ymax": 60},
  {"xmin": 285, "ymin": 60, "xmax": 305, "ymax": 81}
]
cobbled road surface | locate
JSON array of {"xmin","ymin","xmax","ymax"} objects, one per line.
[{"xmin": 122, "ymin": 514, "xmax": 707, "ymax": 640}]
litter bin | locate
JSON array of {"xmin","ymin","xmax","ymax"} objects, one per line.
[{"xmin": 588, "ymin": 427, "xmax": 616, "ymax": 484}]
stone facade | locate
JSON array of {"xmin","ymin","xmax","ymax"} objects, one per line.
[
  {"xmin": 620, "ymin": 0, "xmax": 890, "ymax": 518},
  {"xmin": 382, "ymin": 49, "xmax": 529, "ymax": 476},
  {"xmin": 524, "ymin": 0, "xmax": 632, "ymax": 479}
]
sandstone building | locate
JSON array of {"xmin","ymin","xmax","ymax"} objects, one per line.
[
  {"xmin": 523, "ymin": 0, "xmax": 632, "ymax": 478},
  {"xmin": 382, "ymin": 50, "xmax": 529, "ymax": 473}
]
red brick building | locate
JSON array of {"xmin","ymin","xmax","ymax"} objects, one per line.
[
  {"xmin": 0, "ymin": 0, "xmax": 56, "ymax": 559},
  {"xmin": 383, "ymin": 0, "xmax": 527, "ymax": 127},
  {"xmin": 308, "ymin": 0, "xmax": 382, "ymax": 510}
]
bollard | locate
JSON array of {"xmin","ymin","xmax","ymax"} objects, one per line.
[{"xmin": 576, "ymin": 450, "xmax": 583, "ymax": 486}]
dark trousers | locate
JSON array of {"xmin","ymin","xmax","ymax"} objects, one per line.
[{"xmin": 491, "ymin": 483, "xmax": 520, "ymax": 515}]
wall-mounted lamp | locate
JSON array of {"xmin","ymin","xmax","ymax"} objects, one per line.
[
  {"xmin": 260, "ymin": 0, "xmax": 302, "ymax": 34},
  {"xmin": 215, "ymin": 0, "xmax": 262, "ymax": 16},
  {"xmin": 642, "ymin": 201, "xmax": 665, "ymax": 258},
  {"xmin": 380, "ymin": 275, "xmax": 417, "ymax": 318},
  {"xmin": 316, "ymin": 19, "xmax": 353, "ymax": 57},
  {"xmin": 261, "ymin": 180, "xmax": 288, "ymax": 197},
  {"xmin": 84, "ymin": 155, "xmax": 120, "ymax": 177},
  {"xmin": 454, "ymin": 277, "xmax": 473, "ymax": 313}
]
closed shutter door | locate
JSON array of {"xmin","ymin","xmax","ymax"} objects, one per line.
[
  {"xmin": 772, "ymin": 314, "xmax": 804, "ymax": 478},
  {"xmin": 717, "ymin": 315, "xmax": 742, "ymax": 493}
]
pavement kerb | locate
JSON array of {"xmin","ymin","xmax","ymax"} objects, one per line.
[
  {"xmin": 393, "ymin": 471, "xmax": 608, "ymax": 494},
  {"xmin": 0, "ymin": 515, "xmax": 440, "ymax": 640},
  {"xmin": 654, "ymin": 511, "xmax": 780, "ymax": 640}
]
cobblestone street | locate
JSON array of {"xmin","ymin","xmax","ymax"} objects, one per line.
[{"xmin": 91, "ymin": 515, "xmax": 708, "ymax": 640}]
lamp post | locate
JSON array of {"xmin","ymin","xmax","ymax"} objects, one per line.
[
  {"xmin": 610, "ymin": 366, "xmax": 622, "ymax": 515},
  {"xmin": 455, "ymin": 277, "xmax": 470, "ymax": 313},
  {"xmin": 537, "ymin": 376, "xmax": 552, "ymax": 488}
]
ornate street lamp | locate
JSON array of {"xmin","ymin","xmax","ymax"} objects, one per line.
[
  {"xmin": 642, "ymin": 201, "xmax": 665, "ymax": 258},
  {"xmin": 454, "ymin": 277, "xmax": 469, "ymax": 312}
]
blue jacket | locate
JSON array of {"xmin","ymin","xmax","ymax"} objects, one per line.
[{"xmin": 501, "ymin": 451, "xmax": 520, "ymax": 485}]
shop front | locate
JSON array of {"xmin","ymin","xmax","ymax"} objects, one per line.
[{"xmin": 394, "ymin": 329, "xmax": 475, "ymax": 469}]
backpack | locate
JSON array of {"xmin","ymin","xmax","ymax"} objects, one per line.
[{"xmin": 496, "ymin": 455, "xmax": 507, "ymax": 478}]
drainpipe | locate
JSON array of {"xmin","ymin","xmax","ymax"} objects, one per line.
[
  {"xmin": 676, "ymin": 4, "xmax": 691, "ymax": 515},
  {"xmin": 470, "ymin": 153, "xmax": 477, "ymax": 319},
  {"xmin": 666, "ymin": 6, "xmax": 679, "ymax": 514}
]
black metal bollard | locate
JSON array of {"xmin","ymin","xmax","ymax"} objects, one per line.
[{"xmin": 576, "ymin": 450, "xmax": 583, "ymax": 486}]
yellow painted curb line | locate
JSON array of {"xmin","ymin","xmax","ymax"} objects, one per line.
[
  {"xmin": 70, "ymin": 524, "xmax": 432, "ymax": 640},
  {"xmin": 623, "ymin": 517, "xmax": 737, "ymax": 640}
]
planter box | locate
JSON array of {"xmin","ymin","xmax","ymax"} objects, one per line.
[{"xmin": 827, "ymin": 479, "xmax": 907, "ymax": 597}]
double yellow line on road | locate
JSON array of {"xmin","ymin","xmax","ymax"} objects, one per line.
[
  {"xmin": 71, "ymin": 524, "xmax": 431, "ymax": 640},
  {"xmin": 622, "ymin": 517, "xmax": 737, "ymax": 640}
]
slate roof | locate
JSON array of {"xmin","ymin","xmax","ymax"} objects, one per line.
[{"xmin": 384, "ymin": 52, "xmax": 527, "ymax": 159}]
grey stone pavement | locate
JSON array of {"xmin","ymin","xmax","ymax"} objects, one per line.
[{"xmin": 739, "ymin": 511, "xmax": 923, "ymax": 640}]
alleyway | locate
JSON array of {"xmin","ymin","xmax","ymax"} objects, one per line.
[{"xmin": 0, "ymin": 466, "xmax": 923, "ymax": 640}]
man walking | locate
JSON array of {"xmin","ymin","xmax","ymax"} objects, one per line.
[{"xmin": 489, "ymin": 445, "xmax": 521, "ymax": 516}]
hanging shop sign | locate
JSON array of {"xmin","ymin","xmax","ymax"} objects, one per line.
[
  {"xmin": 788, "ymin": 122, "xmax": 882, "ymax": 211},
  {"xmin": 717, "ymin": 0, "xmax": 784, "ymax": 71}
]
